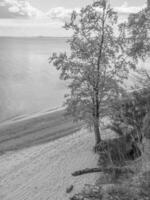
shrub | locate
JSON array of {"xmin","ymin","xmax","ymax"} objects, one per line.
[
  {"xmin": 109, "ymin": 87, "xmax": 150, "ymax": 142},
  {"xmin": 97, "ymin": 136, "xmax": 141, "ymax": 167}
]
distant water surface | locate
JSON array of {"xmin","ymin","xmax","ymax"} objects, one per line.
[
  {"xmin": 0, "ymin": 37, "xmax": 149, "ymax": 122},
  {"xmin": 0, "ymin": 37, "xmax": 69, "ymax": 122}
]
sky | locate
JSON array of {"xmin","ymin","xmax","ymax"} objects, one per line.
[{"xmin": 0, "ymin": 0, "xmax": 147, "ymax": 37}]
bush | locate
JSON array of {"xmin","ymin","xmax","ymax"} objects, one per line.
[
  {"xmin": 109, "ymin": 87, "xmax": 150, "ymax": 142},
  {"xmin": 101, "ymin": 87, "xmax": 150, "ymax": 169},
  {"xmin": 97, "ymin": 136, "xmax": 141, "ymax": 167}
]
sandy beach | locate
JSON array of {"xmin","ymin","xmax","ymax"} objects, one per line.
[
  {"xmin": 0, "ymin": 109, "xmax": 99, "ymax": 200},
  {"xmin": 0, "ymin": 107, "xmax": 117, "ymax": 200},
  {"xmin": 0, "ymin": 126, "xmax": 99, "ymax": 200}
]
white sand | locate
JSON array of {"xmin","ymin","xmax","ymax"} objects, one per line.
[{"xmin": 0, "ymin": 129, "xmax": 99, "ymax": 200}]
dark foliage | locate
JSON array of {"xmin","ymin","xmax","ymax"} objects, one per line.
[
  {"xmin": 97, "ymin": 136, "xmax": 141, "ymax": 167},
  {"xmin": 99, "ymin": 88, "xmax": 150, "ymax": 167},
  {"xmin": 109, "ymin": 87, "xmax": 150, "ymax": 141}
]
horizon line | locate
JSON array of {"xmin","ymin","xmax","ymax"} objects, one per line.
[{"xmin": 0, "ymin": 36, "xmax": 70, "ymax": 38}]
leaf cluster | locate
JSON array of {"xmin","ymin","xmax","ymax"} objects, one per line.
[{"xmin": 127, "ymin": 7, "xmax": 150, "ymax": 61}]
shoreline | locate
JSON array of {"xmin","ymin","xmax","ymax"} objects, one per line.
[
  {"xmin": 0, "ymin": 106, "xmax": 65, "ymax": 126},
  {"xmin": 0, "ymin": 107, "xmax": 82, "ymax": 154}
]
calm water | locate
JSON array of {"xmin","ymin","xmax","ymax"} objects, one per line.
[
  {"xmin": 0, "ymin": 37, "xmax": 149, "ymax": 122},
  {"xmin": 0, "ymin": 37, "xmax": 69, "ymax": 121}
]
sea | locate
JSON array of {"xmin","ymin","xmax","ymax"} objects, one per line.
[
  {"xmin": 0, "ymin": 37, "xmax": 69, "ymax": 122},
  {"xmin": 0, "ymin": 37, "xmax": 149, "ymax": 122}
]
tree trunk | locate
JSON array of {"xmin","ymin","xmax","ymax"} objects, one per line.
[
  {"xmin": 93, "ymin": 88, "xmax": 101, "ymax": 145},
  {"xmin": 94, "ymin": 117, "xmax": 101, "ymax": 145}
]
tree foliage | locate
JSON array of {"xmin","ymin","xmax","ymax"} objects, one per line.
[
  {"xmin": 133, "ymin": 68, "xmax": 150, "ymax": 89},
  {"xmin": 50, "ymin": 0, "xmax": 135, "ymax": 145},
  {"xmin": 127, "ymin": 5, "xmax": 150, "ymax": 61},
  {"xmin": 109, "ymin": 87, "xmax": 150, "ymax": 142}
]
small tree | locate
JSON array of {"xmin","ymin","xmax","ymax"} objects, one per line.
[{"xmin": 50, "ymin": 0, "xmax": 135, "ymax": 146}]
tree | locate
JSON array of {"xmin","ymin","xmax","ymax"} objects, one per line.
[
  {"xmin": 50, "ymin": 0, "xmax": 135, "ymax": 146},
  {"xmin": 127, "ymin": 1, "xmax": 150, "ymax": 61}
]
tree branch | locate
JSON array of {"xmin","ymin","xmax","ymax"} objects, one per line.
[{"xmin": 72, "ymin": 167, "xmax": 134, "ymax": 176}]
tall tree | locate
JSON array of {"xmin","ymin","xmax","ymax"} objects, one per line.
[{"xmin": 50, "ymin": 0, "xmax": 135, "ymax": 146}]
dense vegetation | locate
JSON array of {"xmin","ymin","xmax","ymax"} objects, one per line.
[
  {"xmin": 109, "ymin": 87, "xmax": 150, "ymax": 139},
  {"xmin": 49, "ymin": 0, "xmax": 150, "ymax": 199},
  {"xmin": 94, "ymin": 88, "xmax": 149, "ymax": 168}
]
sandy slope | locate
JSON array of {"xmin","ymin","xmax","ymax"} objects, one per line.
[{"xmin": 0, "ymin": 129, "xmax": 99, "ymax": 200}]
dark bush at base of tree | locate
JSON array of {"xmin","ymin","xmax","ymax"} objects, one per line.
[
  {"xmin": 96, "ymin": 87, "xmax": 150, "ymax": 167},
  {"xmin": 97, "ymin": 136, "xmax": 142, "ymax": 167}
]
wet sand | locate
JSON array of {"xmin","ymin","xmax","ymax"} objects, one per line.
[{"xmin": 0, "ymin": 109, "xmax": 82, "ymax": 154}]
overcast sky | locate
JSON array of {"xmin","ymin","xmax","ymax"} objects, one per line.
[{"xmin": 0, "ymin": 0, "xmax": 147, "ymax": 37}]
